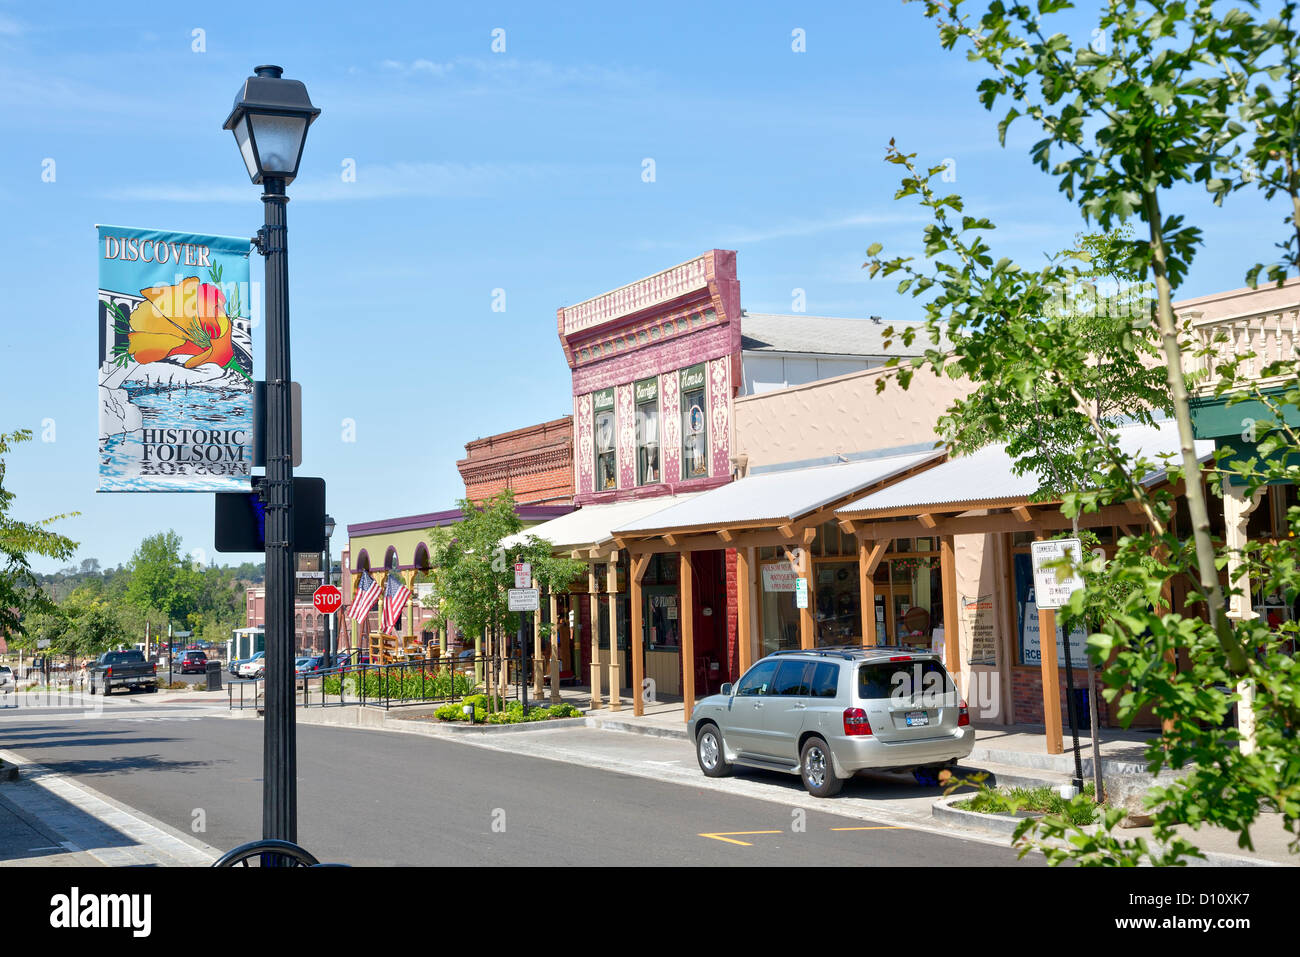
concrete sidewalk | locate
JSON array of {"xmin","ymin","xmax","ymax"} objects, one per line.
[{"xmin": 0, "ymin": 751, "xmax": 220, "ymax": 867}]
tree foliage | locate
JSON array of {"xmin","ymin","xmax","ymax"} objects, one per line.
[
  {"xmin": 0, "ymin": 430, "xmax": 77, "ymax": 647},
  {"xmin": 867, "ymin": 0, "xmax": 1300, "ymax": 862}
]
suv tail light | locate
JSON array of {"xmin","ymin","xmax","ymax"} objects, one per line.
[
  {"xmin": 843, "ymin": 707, "xmax": 872, "ymax": 737},
  {"xmin": 105, "ymin": 665, "xmax": 112, "ymax": 677},
  {"xmin": 958, "ymin": 700, "xmax": 969, "ymax": 727}
]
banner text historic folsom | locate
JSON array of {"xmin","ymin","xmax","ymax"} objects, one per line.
[{"xmin": 139, "ymin": 428, "xmax": 248, "ymax": 465}]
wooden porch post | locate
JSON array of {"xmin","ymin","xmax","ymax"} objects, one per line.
[
  {"xmin": 588, "ymin": 564, "xmax": 602, "ymax": 709},
  {"xmin": 680, "ymin": 550, "xmax": 696, "ymax": 723},
  {"xmin": 548, "ymin": 591, "xmax": 561, "ymax": 705},
  {"xmin": 796, "ymin": 544, "xmax": 813, "ymax": 649},
  {"xmin": 736, "ymin": 547, "xmax": 752, "ymax": 674},
  {"xmin": 631, "ymin": 553, "xmax": 649, "ymax": 716},
  {"xmin": 1038, "ymin": 606, "xmax": 1063, "ymax": 754},
  {"xmin": 532, "ymin": 578, "xmax": 544, "ymax": 697},
  {"xmin": 940, "ymin": 536, "xmax": 959, "ymax": 673},
  {"xmin": 606, "ymin": 557, "xmax": 621, "ymax": 712}
]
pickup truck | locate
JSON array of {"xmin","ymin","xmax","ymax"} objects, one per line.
[{"xmin": 89, "ymin": 650, "xmax": 158, "ymax": 695}]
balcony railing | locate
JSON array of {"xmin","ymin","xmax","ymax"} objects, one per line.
[{"xmin": 1185, "ymin": 304, "xmax": 1300, "ymax": 395}]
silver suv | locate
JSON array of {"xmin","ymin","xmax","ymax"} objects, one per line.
[{"xmin": 688, "ymin": 647, "xmax": 975, "ymax": 797}]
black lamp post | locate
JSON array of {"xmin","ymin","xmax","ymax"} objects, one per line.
[
  {"xmin": 224, "ymin": 65, "xmax": 319, "ymax": 847},
  {"xmin": 323, "ymin": 514, "xmax": 336, "ymax": 668}
]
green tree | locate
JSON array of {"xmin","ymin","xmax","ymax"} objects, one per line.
[
  {"xmin": 1, "ymin": 430, "xmax": 77, "ymax": 647},
  {"xmin": 866, "ymin": 0, "xmax": 1300, "ymax": 862},
  {"xmin": 123, "ymin": 531, "xmax": 200, "ymax": 627}
]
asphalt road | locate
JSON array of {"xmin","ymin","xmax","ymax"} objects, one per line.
[{"xmin": 0, "ymin": 706, "xmax": 1036, "ymax": 866}]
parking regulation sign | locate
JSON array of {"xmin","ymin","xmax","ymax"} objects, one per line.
[
  {"xmin": 1030, "ymin": 539, "xmax": 1084, "ymax": 609},
  {"xmin": 508, "ymin": 588, "xmax": 540, "ymax": 612}
]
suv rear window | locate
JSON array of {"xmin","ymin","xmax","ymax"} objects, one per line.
[{"xmin": 858, "ymin": 659, "xmax": 955, "ymax": 701}]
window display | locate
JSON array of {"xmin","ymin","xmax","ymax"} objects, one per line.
[
  {"xmin": 635, "ymin": 377, "xmax": 660, "ymax": 485},
  {"xmin": 680, "ymin": 364, "xmax": 709, "ymax": 479}
]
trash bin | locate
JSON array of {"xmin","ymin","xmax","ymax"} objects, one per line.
[
  {"xmin": 205, "ymin": 659, "xmax": 223, "ymax": 692},
  {"xmin": 1072, "ymin": 687, "xmax": 1091, "ymax": 733}
]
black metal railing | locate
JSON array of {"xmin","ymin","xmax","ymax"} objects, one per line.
[{"xmin": 226, "ymin": 654, "xmax": 524, "ymax": 711}]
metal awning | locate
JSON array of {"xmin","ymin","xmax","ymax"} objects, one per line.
[
  {"xmin": 837, "ymin": 420, "xmax": 1213, "ymax": 517},
  {"xmin": 500, "ymin": 495, "xmax": 701, "ymax": 553},
  {"xmin": 613, "ymin": 449, "xmax": 944, "ymax": 537}
]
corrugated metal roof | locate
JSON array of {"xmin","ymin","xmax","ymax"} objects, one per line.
[
  {"xmin": 837, "ymin": 420, "xmax": 1213, "ymax": 516},
  {"xmin": 500, "ymin": 495, "xmax": 700, "ymax": 551},
  {"xmin": 613, "ymin": 450, "xmax": 943, "ymax": 534},
  {"xmin": 740, "ymin": 313, "xmax": 945, "ymax": 356}
]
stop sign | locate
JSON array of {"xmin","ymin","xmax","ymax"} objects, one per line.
[{"xmin": 313, "ymin": 585, "xmax": 343, "ymax": 614}]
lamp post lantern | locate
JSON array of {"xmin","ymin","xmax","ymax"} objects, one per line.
[{"xmin": 225, "ymin": 64, "xmax": 319, "ymax": 847}]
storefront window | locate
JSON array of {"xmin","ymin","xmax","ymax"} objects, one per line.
[
  {"xmin": 643, "ymin": 553, "xmax": 680, "ymax": 650},
  {"xmin": 593, "ymin": 388, "xmax": 616, "ymax": 490},
  {"xmin": 635, "ymin": 377, "xmax": 660, "ymax": 485},
  {"xmin": 680, "ymin": 364, "xmax": 708, "ymax": 479},
  {"xmin": 814, "ymin": 560, "xmax": 859, "ymax": 645},
  {"xmin": 760, "ymin": 555, "xmax": 800, "ymax": 655}
]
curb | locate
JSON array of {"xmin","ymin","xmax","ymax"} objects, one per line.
[
  {"xmin": 585, "ymin": 716, "xmax": 688, "ymax": 740},
  {"xmin": 930, "ymin": 794, "xmax": 1280, "ymax": 867}
]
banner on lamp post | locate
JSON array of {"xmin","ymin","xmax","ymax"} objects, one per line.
[{"xmin": 97, "ymin": 225, "xmax": 254, "ymax": 491}]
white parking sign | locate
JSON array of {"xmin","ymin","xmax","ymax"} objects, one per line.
[{"xmin": 1030, "ymin": 539, "xmax": 1084, "ymax": 609}]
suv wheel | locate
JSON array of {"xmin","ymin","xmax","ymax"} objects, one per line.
[
  {"xmin": 696, "ymin": 724, "xmax": 732, "ymax": 778},
  {"xmin": 800, "ymin": 737, "xmax": 843, "ymax": 797}
]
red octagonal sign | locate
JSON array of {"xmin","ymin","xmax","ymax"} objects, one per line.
[{"xmin": 313, "ymin": 585, "xmax": 343, "ymax": 615}]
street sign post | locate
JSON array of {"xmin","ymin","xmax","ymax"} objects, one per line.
[
  {"xmin": 312, "ymin": 585, "xmax": 343, "ymax": 615},
  {"xmin": 1030, "ymin": 537, "xmax": 1086, "ymax": 792}
]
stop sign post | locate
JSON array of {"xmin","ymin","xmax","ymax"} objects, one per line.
[{"xmin": 313, "ymin": 585, "xmax": 342, "ymax": 615}]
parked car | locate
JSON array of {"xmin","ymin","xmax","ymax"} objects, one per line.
[
  {"xmin": 0, "ymin": 665, "xmax": 14, "ymax": 694},
  {"xmin": 178, "ymin": 650, "xmax": 208, "ymax": 675},
  {"xmin": 332, "ymin": 652, "xmax": 371, "ymax": 672},
  {"xmin": 89, "ymin": 650, "xmax": 159, "ymax": 696},
  {"xmin": 236, "ymin": 652, "xmax": 265, "ymax": 678},
  {"xmin": 687, "ymin": 647, "xmax": 973, "ymax": 797}
]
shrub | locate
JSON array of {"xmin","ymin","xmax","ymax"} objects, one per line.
[{"xmin": 323, "ymin": 667, "xmax": 473, "ymax": 701}]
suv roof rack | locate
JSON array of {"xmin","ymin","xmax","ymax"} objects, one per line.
[{"xmin": 766, "ymin": 645, "xmax": 940, "ymax": 660}]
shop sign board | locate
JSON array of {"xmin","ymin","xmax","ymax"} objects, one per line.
[
  {"xmin": 795, "ymin": 578, "xmax": 809, "ymax": 609},
  {"xmin": 1030, "ymin": 538, "xmax": 1084, "ymax": 609},
  {"xmin": 508, "ymin": 588, "xmax": 540, "ymax": 611},
  {"xmin": 97, "ymin": 225, "xmax": 254, "ymax": 491},
  {"xmin": 634, "ymin": 377, "xmax": 658, "ymax": 403},
  {"xmin": 593, "ymin": 388, "xmax": 615, "ymax": 412},
  {"xmin": 761, "ymin": 562, "xmax": 797, "ymax": 592},
  {"xmin": 961, "ymin": 593, "xmax": 997, "ymax": 666},
  {"xmin": 680, "ymin": 363, "xmax": 706, "ymax": 392}
]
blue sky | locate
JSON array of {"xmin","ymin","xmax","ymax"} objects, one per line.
[{"xmin": 0, "ymin": 0, "xmax": 1288, "ymax": 572}]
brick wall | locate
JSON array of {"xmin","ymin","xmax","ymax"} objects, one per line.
[
  {"xmin": 1011, "ymin": 666, "xmax": 1109, "ymax": 729},
  {"xmin": 457, "ymin": 416, "xmax": 574, "ymax": 505}
]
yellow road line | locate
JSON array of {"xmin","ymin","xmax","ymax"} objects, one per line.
[
  {"xmin": 699, "ymin": 830, "xmax": 782, "ymax": 846},
  {"xmin": 829, "ymin": 826, "xmax": 905, "ymax": 831}
]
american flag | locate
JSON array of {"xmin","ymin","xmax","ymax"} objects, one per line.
[
  {"xmin": 347, "ymin": 569, "xmax": 382, "ymax": 624},
  {"xmin": 380, "ymin": 573, "xmax": 412, "ymax": 635}
]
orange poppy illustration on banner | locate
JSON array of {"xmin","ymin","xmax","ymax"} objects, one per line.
[
  {"xmin": 127, "ymin": 277, "xmax": 236, "ymax": 370},
  {"xmin": 97, "ymin": 226, "xmax": 254, "ymax": 492}
]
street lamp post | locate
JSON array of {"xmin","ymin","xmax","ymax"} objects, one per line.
[
  {"xmin": 224, "ymin": 65, "xmax": 319, "ymax": 847},
  {"xmin": 323, "ymin": 514, "xmax": 335, "ymax": 669}
]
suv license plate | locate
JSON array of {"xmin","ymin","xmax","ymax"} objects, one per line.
[{"xmin": 905, "ymin": 710, "xmax": 928, "ymax": 727}]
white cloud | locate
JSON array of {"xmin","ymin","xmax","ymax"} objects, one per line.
[{"xmin": 0, "ymin": 15, "xmax": 24, "ymax": 36}]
